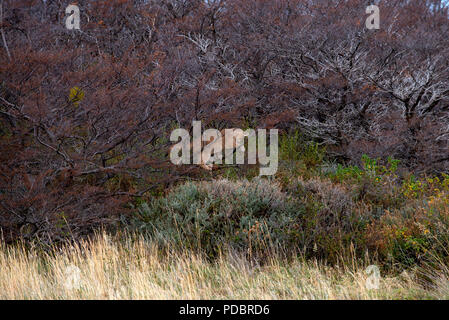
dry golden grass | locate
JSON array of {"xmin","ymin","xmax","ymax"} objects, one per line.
[{"xmin": 0, "ymin": 233, "xmax": 447, "ymax": 300}]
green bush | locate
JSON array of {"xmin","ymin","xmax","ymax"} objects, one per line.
[
  {"xmin": 130, "ymin": 177, "xmax": 369, "ymax": 264},
  {"xmin": 127, "ymin": 155, "xmax": 449, "ymax": 270},
  {"xmin": 131, "ymin": 178, "xmax": 303, "ymax": 258},
  {"xmin": 285, "ymin": 177, "xmax": 370, "ymax": 263},
  {"xmin": 279, "ymin": 131, "xmax": 325, "ymax": 167}
]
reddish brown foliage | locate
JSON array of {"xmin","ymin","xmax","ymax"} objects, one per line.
[{"xmin": 0, "ymin": 0, "xmax": 448, "ymax": 242}]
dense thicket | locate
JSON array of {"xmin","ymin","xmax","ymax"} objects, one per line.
[{"xmin": 0, "ymin": 0, "xmax": 448, "ymax": 242}]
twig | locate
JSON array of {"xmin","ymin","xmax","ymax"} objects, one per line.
[{"xmin": 0, "ymin": 0, "xmax": 12, "ymax": 61}]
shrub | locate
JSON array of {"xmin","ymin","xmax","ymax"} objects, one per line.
[
  {"xmin": 286, "ymin": 177, "xmax": 370, "ymax": 263},
  {"xmin": 367, "ymin": 191, "xmax": 449, "ymax": 270},
  {"xmin": 132, "ymin": 177, "xmax": 370, "ymax": 264},
  {"xmin": 131, "ymin": 178, "xmax": 303, "ymax": 259},
  {"xmin": 325, "ymin": 155, "xmax": 403, "ymax": 210},
  {"xmin": 280, "ymin": 132, "xmax": 325, "ymax": 165}
]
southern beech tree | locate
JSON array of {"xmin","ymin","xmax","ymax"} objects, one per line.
[{"xmin": 0, "ymin": 0, "xmax": 448, "ymax": 242}]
